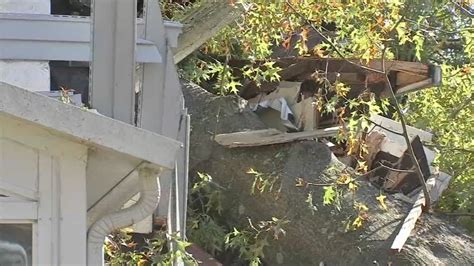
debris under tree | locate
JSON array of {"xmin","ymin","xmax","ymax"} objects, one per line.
[{"xmin": 183, "ymin": 81, "xmax": 474, "ymax": 265}]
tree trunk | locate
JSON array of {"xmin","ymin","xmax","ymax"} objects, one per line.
[
  {"xmin": 182, "ymin": 81, "xmax": 474, "ymax": 265},
  {"xmin": 173, "ymin": 1, "xmax": 244, "ymax": 63}
]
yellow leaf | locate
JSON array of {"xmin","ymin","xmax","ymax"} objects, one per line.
[
  {"xmin": 313, "ymin": 46, "xmax": 326, "ymax": 58},
  {"xmin": 376, "ymin": 194, "xmax": 387, "ymax": 210},
  {"xmin": 348, "ymin": 182, "xmax": 358, "ymax": 192},
  {"xmin": 335, "ymin": 82, "xmax": 350, "ymax": 97},
  {"xmin": 247, "ymin": 168, "xmax": 257, "ymax": 174},
  {"xmin": 295, "ymin": 177, "xmax": 306, "ymax": 187},
  {"xmin": 138, "ymin": 260, "xmax": 148, "ymax": 266},
  {"xmin": 282, "ymin": 36, "xmax": 292, "ymax": 50},
  {"xmin": 357, "ymin": 203, "xmax": 369, "ymax": 212},
  {"xmin": 352, "ymin": 216, "xmax": 364, "ymax": 228},
  {"xmin": 336, "ymin": 173, "xmax": 351, "ymax": 185},
  {"xmin": 356, "ymin": 160, "xmax": 368, "ymax": 173},
  {"xmin": 347, "ymin": 138, "xmax": 359, "ymax": 156}
]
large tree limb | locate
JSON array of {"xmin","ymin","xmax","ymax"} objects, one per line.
[
  {"xmin": 183, "ymin": 81, "xmax": 474, "ymax": 265},
  {"xmin": 173, "ymin": 1, "xmax": 244, "ymax": 63}
]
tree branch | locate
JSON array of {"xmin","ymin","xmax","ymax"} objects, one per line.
[
  {"xmin": 285, "ymin": 0, "xmax": 432, "ymax": 212},
  {"xmin": 422, "ymin": 143, "xmax": 474, "ymax": 154},
  {"xmin": 449, "ymin": 93, "xmax": 474, "ymax": 119},
  {"xmin": 285, "ymin": 1, "xmax": 385, "ymax": 74},
  {"xmin": 378, "ymin": 162, "xmax": 416, "ymax": 173},
  {"xmin": 384, "ymin": 76, "xmax": 431, "ymax": 211},
  {"xmin": 450, "ymin": 0, "xmax": 474, "ymax": 17},
  {"xmin": 368, "ymin": 119, "xmax": 405, "ymax": 136}
]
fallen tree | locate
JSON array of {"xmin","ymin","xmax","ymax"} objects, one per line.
[{"xmin": 183, "ymin": 81, "xmax": 474, "ymax": 265}]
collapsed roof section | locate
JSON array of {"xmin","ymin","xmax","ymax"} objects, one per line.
[
  {"xmin": 230, "ymin": 57, "xmax": 441, "ymax": 99},
  {"xmin": 230, "ymin": 57, "xmax": 441, "ymax": 132}
]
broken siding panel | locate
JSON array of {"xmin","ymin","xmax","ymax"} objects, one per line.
[
  {"xmin": 215, "ymin": 127, "xmax": 339, "ymax": 148},
  {"xmin": 292, "ymin": 97, "xmax": 318, "ymax": 131}
]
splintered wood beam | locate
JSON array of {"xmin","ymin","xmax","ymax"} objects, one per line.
[{"xmin": 214, "ymin": 127, "xmax": 339, "ymax": 148}]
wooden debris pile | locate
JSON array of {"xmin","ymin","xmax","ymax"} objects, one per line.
[
  {"xmin": 216, "ymin": 59, "xmax": 451, "ymax": 251},
  {"xmin": 225, "ymin": 57, "xmax": 441, "ymax": 135}
]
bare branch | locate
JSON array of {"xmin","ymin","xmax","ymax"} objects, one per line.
[
  {"xmin": 378, "ymin": 162, "xmax": 416, "ymax": 174},
  {"xmin": 423, "ymin": 143, "xmax": 474, "ymax": 154},
  {"xmin": 450, "ymin": 0, "xmax": 474, "ymax": 17},
  {"xmin": 384, "ymin": 76, "xmax": 431, "ymax": 211},
  {"xmin": 368, "ymin": 119, "xmax": 405, "ymax": 136}
]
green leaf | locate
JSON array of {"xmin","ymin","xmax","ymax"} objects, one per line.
[{"xmin": 323, "ymin": 186, "xmax": 336, "ymax": 205}]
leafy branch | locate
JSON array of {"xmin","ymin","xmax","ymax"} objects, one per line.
[
  {"xmin": 285, "ymin": 0, "xmax": 385, "ymax": 74},
  {"xmin": 285, "ymin": 1, "xmax": 432, "ymax": 211}
]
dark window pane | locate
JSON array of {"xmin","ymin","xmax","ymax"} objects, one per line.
[{"xmin": 0, "ymin": 224, "xmax": 32, "ymax": 266}]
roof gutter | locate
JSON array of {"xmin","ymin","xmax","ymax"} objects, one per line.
[{"xmin": 87, "ymin": 166, "xmax": 162, "ymax": 265}]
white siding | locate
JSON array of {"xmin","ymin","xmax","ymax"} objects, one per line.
[{"xmin": 0, "ymin": 0, "xmax": 50, "ymax": 91}]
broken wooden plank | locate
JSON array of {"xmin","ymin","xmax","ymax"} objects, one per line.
[
  {"xmin": 391, "ymin": 177, "xmax": 435, "ymax": 252},
  {"xmin": 391, "ymin": 189, "xmax": 425, "ymax": 251},
  {"xmin": 214, "ymin": 127, "xmax": 339, "ymax": 148}
]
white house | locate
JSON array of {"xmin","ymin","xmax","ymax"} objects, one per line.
[{"xmin": 0, "ymin": 0, "xmax": 188, "ymax": 265}]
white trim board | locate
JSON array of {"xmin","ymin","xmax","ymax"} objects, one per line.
[
  {"xmin": 0, "ymin": 39, "xmax": 161, "ymax": 63},
  {"xmin": 0, "ymin": 82, "xmax": 182, "ymax": 170},
  {"xmin": 0, "ymin": 13, "xmax": 182, "ymax": 62},
  {"xmin": 0, "ymin": 13, "xmax": 181, "ymax": 47},
  {"xmin": 0, "ymin": 198, "xmax": 37, "ymax": 220}
]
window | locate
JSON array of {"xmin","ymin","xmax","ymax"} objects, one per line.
[{"xmin": 0, "ymin": 223, "xmax": 32, "ymax": 266}]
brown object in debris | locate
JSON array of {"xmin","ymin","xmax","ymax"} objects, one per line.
[
  {"xmin": 297, "ymin": 79, "xmax": 320, "ymax": 102},
  {"xmin": 363, "ymin": 131, "xmax": 386, "ymax": 169},
  {"xmin": 186, "ymin": 244, "xmax": 222, "ymax": 266},
  {"xmin": 369, "ymin": 136, "xmax": 431, "ymax": 194}
]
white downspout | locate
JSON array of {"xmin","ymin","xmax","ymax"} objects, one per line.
[{"xmin": 87, "ymin": 166, "xmax": 162, "ymax": 265}]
